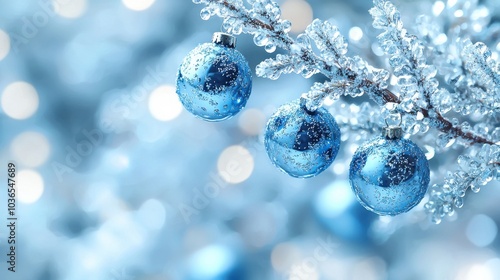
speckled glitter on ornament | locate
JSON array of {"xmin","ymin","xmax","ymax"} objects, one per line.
[
  {"xmin": 264, "ymin": 99, "xmax": 341, "ymax": 178},
  {"xmin": 176, "ymin": 33, "xmax": 252, "ymax": 121},
  {"xmin": 349, "ymin": 133, "xmax": 430, "ymax": 215}
]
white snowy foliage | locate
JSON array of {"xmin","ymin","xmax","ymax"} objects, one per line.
[{"xmin": 193, "ymin": 0, "xmax": 500, "ymax": 223}]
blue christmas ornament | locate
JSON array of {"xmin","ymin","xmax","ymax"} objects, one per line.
[
  {"xmin": 264, "ymin": 99, "xmax": 341, "ymax": 178},
  {"xmin": 176, "ymin": 33, "xmax": 252, "ymax": 121},
  {"xmin": 349, "ymin": 126, "xmax": 430, "ymax": 215}
]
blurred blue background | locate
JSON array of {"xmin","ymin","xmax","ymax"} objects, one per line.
[{"xmin": 0, "ymin": 0, "xmax": 499, "ymax": 279}]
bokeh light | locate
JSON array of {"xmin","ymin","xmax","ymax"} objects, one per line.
[
  {"xmin": 271, "ymin": 243, "xmax": 301, "ymax": 272},
  {"xmin": 11, "ymin": 131, "xmax": 51, "ymax": 167},
  {"xmin": 78, "ymin": 181, "xmax": 121, "ymax": 214},
  {"xmin": 238, "ymin": 108, "xmax": 266, "ymax": 136},
  {"xmin": 466, "ymin": 214, "xmax": 498, "ymax": 247},
  {"xmin": 281, "ymin": 0, "xmax": 313, "ymax": 33},
  {"xmin": 349, "ymin": 26, "xmax": 364, "ymax": 41},
  {"xmin": 217, "ymin": 145, "xmax": 254, "ymax": 184},
  {"xmin": 332, "ymin": 162, "xmax": 346, "ymax": 175},
  {"xmin": 122, "ymin": 0, "xmax": 156, "ymax": 11},
  {"xmin": 1, "ymin": 82, "xmax": 39, "ymax": 120},
  {"xmin": 53, "ymin": 0, "xmax": 88, "ymax": 19},
  {"xmin": 352, "ymin": 257, "xmax": 387, "ymax": 280},
  {"xmin": 464, "ymin": 264, "xmax": 494, "ymax": 280},
  {"xmin": 315, "ymin": 181, "xmax": 354, "ymax": 217},
  {"xmin": 0, "ymin": 29, "xmax": 10, "ymax": 61},
  {"xmin": 136, "ymin": 199, "xmax": 166, "ymax": 231},
  {"xmin": 187, "ymin": 245, "xmax": 240, "ymax": 280},
  {"xmin": 148, "ymin": 85, "xmax": 183, "ymax": 121},
  {"xmin": 433, "ymin": 1, "xmax": 446, "ymax": 16},
  {"xmin": 485, "ymin": 258, "xmax": 500, "ymax": 278},
  {"xmin": 17, "ymin": 169, "xmax": 44, "ymax": 204}
]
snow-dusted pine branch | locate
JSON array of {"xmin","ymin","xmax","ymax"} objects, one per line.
[
  {"xmin": 415, "ymin": 1, "xmax": 500, "ymax": 120},
  {"xmin": 426, "ymin": 144, "xmax": 500, "ymax": 224},
  {"xmin": 192, "ymin": 0, "xmax": 500, "ymax": 223},
  {"xmin": 194, "ymin": 0, "xmax": 493, "ymax": 145}
]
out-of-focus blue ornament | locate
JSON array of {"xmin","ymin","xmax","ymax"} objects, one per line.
[
  {"xmin": 313, "ymin": 180, "xmax": 378, "ymax": 243},
  {"xmin": 186, "ymin": 245, "xmax": 244, "ymax": 280},
  {"xmin": 264, "ymin": 98, "xmax": 341, "ymax": 178},
  {"xmin": 349, "ymin": 126, "xmax": 430, "ymax": 215},
  {"xmin": 176, "ymin": 32, "xmax": 252, "ymax": 121}
]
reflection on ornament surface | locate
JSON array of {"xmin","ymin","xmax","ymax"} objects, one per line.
[
  {"xmin": 265, "ymin": 99, "xmax": 341, "ymax": 178},
  {"xmin": 177, "ymin": 41, "xmax": 252, "ymax": 121}
]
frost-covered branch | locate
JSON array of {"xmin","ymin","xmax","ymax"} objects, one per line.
[
  {"xmin": 194, "ymin": 0, "xmax": 494, "ymax": 146},
  {"xmin": 415, "ymin": 1, "xmax": 500, "ymax": 120},
  {"xmin": 425, "ymin": 145, "xmax": 500, "ymax": 224},
  {"xmin": 193, "ymin": 0, "xmax": 500, "ymax": 223},
  {"xmin": 369, "ymin": 0, "xmax": 498, "ymax": 148}
]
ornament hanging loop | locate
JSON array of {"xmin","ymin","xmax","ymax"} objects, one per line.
[
  {"xmin": 384, "ymin": 112, "xmax": 402, "ymax": 127},
  {"xmin": 299, "ymin": 94, "xmax": 318, "ymax": 114},
  {"xmin": 383, "ymin": 112, "xmax": 403, "ymax": 139}
]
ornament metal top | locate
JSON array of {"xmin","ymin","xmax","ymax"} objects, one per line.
[
  {"xmin": 349, "ymin": 125, "xmax": 430, "ymax": 216},
  {"xmin": 176, "ymin": 32, "xmax": 252, "ymax": 121},
  {"xmin": 212, "ymin": 32, "xmax": 237, "ymax": 48},
  {"xmin": 383, "ymin": 125, "xmax": 403, "ymax": 140}
]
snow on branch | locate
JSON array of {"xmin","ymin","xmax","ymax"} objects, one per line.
[
  {"xmin": 426, "ymin": 144, "xmax": 500, "ymax": 224},
  {"xmin": 192, "ymin": 0, "xmax": 500, "ymax": 223}
]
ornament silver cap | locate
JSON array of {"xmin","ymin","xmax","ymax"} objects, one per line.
[
  {"xmin": 383, "ymin": 126, "xmax": 403, "ymax": 139},
  {"xmin": 213, "ymin": 32, "xmax": 236, "ymax": 48}
]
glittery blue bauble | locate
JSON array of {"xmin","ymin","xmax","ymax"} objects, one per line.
[
  {"xmin": 349, "ymin": 136, "xmax": 430, "ymax": 215},
  {"xmin": 264, "ymin": 100, "xmax": 341, "ymax": 178},
  {"xmin": 176, "ymin": 42, "xmax": 252, "ymax": 121}
]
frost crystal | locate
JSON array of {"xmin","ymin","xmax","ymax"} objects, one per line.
[{"xmin": 425, "ymin": 145, "xmax": 500, "ymax": 224}]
